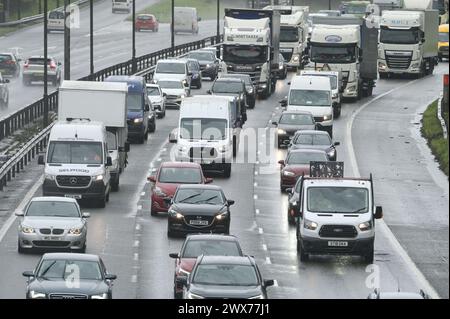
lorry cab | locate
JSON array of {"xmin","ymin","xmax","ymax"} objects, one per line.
[
  {"xmin": 174, "ymin": 7, "xmax": 200, "ymax": 34},
  {"xmin": 38, "ymin": 119, "xmax": 112, "ymax": 208},
  {"xmin": 105, "ymin": 75, "xmax": 150, "ymax": 144},
  {"xmin": 112, "ymin": 0, "xmax": 132, "ymax": 13},
  {"xmin": 284, "ymin": 75, "xmax": 334, "ymax": 137},
  {"xmin": 171, "ymin": 95, "xmax": 236, "ymax": 178},
  {"xmin": 438, "ymin": 23, "xmax": 449, "ymax": 61}
]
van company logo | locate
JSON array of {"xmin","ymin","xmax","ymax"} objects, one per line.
[{"xmin": 325, "ymin": 35, "xmax": 342, "ymax": 43}]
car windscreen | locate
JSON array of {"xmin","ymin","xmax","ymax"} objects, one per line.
[
  {"xmin": 180, "ymin": 118, "xmax": 227, "ymax": 141},
  {"xmin": 212, "ymin": 81, "xmax": 242, "ymax": 94},
  {"xmin": 188, "ymin": 61, "xmax": 200, "ymax": 71},
  {"xmin": 27, "ymin": 58, "xmax": 53, "ymax": 65},
  {"xmin": 0, "ymin": 55, "xmax": 12, "ymax": 62},
  {"xmin": 289, "ymin": 89, "xmax": 331, "ymax": 107},
  {"xmin": 37, "ymin": 260, "xmax": 102, "ymax": 280},
  {"xmin": 286, "ymin": 151, "xmax": 328, "ymax": 165},
  {"xmin": 279, "ymin": 113, "xmax": 314, "ymax": 125},
  {"xmin": 221, "ymin": 75, "xmax": 251, "ymax": 85},
  {"xmin": 294, "ymin": 133, "xmax": 331, "ymax": 146},
  {"xmin": 106, "ymin": 131, "xmax": 117, "ymax": 150},
  {"xmin": 138, "ymin": 15, "xmax": 153, "ymax": 20},
  {"xmin": 175, "ymin": 188, "xmax": 224, "ymax": 205},
  {"xmin": 26, "ymin": 201, "xmax": 80, "ymax": 218},
  {"xmin": 310, "ymin": 44, "xmax": 357, "ymax": 63},
  {"xmin": 158, "ymin": 167, "xmax": 202, "ymax": 184},
  {"xmin": 147, "ymin": 87, "xmax": 161, "ymax": 96},
  {"xmin": 127, "ymin": 93, "xmax": 143, "ymax": 112},
  {"xmin": 307, "ymin": 186, "xmax": 369, "ymax": 213},
  {"xmin": 156, "ymin": 62, "xmax": 185, "ymax": 74},
  {"xmin": 182, "ymin": 240, "xmax": 242, "ymax": 258},
  {"xmin": 47, "ymin": 141, "xmax": 103, "ymax": 164},
  {"xmin": 49, "ymin": 11, "xmax": 64, "ymax": 19},
  {"xmin": 188, "ymin": 52, "xmax": 215, "ymax": 62},
  {"xmin": 193, "ymin": 264, "xmax": 259, "ymax": 286},
  {"xmin": 158, "ymin": 80, "xmax": 183, "ymax": 89}
]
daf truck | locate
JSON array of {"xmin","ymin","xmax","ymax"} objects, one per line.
[
  {"xmin": 378, "ymin": 0, "xmax": 439, "ymax": 78},
  {"xmin": 58, "ymin": 80, "xmax": 130, "ymax": 192},
  {"xmin": 309, "ymin": 15, "xmax": 379, "ymax": 101},
  {"xmin": 222, "ymin": 8, "xmax": 280, "ymax": 99}
]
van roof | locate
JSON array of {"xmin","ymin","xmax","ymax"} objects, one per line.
[
  {"xmin": 157, "ymin": 59, "xmax": 186, "ymax": 64},
  {"xmin": 290, "ymin": 75, "xmax": 331, "ymax": 90},
  {"xmin": 180, "ymin": 96, "xmax": 230, "ymax": 119},
  {"xmin": 50, "ymin": 120, "xmax": 106, "ymax": 141},
  {"xmin": 59, "ymin": 80, "xmax": 128, "ymax": 93},
  {"xmin": 105, "ymin": 75, "xmax": 145, "ymax": 94}
]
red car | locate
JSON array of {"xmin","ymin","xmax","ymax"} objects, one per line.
[
  {"xmin": 148, "ymin": 162, "xmax": 212, "ymax": 215},
  {"xmin": 135, "ymin": 14, "xmax": 159, "ymax": 32},
  {"xmin": 279, "ymin": 149, "xmax": 329, "ymax": 192},
  {"xmin": 169, "ymin": 234, "xmax": 244, "ymax": 299}
]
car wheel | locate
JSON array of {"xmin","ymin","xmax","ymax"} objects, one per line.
[
  {"xmin": 18, "ymin": 240, "xmax": 26, "ymax": 254},
  {"xmin": 233, "ymin": 137, "xmax": 237, "ymax": 158},
  {"xmin": 288, "ymin": 211, "xmax": 296, "ymax": 226},
  {"xmin": 223, "ymin": 164, "xmax": 231, "ymax": 178},
  {"xmin": 150, "ymin": 120, "xmax": 156, "ymax": 133},
  {"xmin": 298, "ymin": 238, "xmax": 309, "ymax": 262},
  {"xmin": 280, "ymin": 185, "xmax": 286, "ymax": 192},
  {"xmin": 97, "ymin": 196, "xmax": 106, "ymax": 208}
]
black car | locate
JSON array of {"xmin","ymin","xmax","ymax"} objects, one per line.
[
  {"xmin": 167, "ymin": 185, "xmax": 234, "ymax": 237},
  {"xmin": 220, "ymin": 74, "xmax": 256, "ymax": 109},
  {"xmin": 272, "ymin": 111, "xmax": 316, "ymax": 148},
  {"xmin": 276, "ymin": 53, "xmax": 288, "ymax": 80},
  {"xmin": 185, "ymin": 58, "xmax": 202, "ymax": 89},
  {"xmin": 289, "ymin": 130, "xmax": 340, "ymax": 161},
  {"xmin": 23, "ymin": 253, "xmax": 117, "ymax": 299},
  {"xmin": 169, "ymin": 234, "xmax": 244, "ymax": 299},
  {"xmin": 0, "ymin": 53, "xmax": 21, "ymax": 77},
  {"xmin": 186, "ymin": 50, "xmax": 219, "ymax": 80},
  {"xmin": 286, "ymin": 176, "xmax": 303, "ymax": 225},
  {"xmin": 208, "ymin": 78, "xmax": 247, "ymax": 122},
  {"xmin": 148, "ymin": 102, "xmax": 157, "ymax": 133},
  {"xmin": 177, "ymin": 255, "xmax": 274, "ymax": 299}
]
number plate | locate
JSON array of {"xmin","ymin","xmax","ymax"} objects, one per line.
[
  {"xmin": 189, "ymin": 220, "xmax": 208, "ymax": 226},
  {"xmin": 328, "ymin": 241, "xmax": 348, "ymax": 247},
  {"xmin": 65, "ymin": 194, "xmax": 82, "ymax": 199},
  {"xmin": 43, "ymin": 236, "xmax": 61, "ymax": 241}
]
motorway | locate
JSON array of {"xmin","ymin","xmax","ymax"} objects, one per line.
[{"xmin": 0, "ymin": 60, "xmax": 447, "ymax": 298}]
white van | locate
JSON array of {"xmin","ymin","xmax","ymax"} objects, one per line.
[
  {"xmin": 170, "ymin": 95, "xmax": 238, "ymax": 178},
  {"xmin": 282, "ymin": 75, "xmax": 334, "ymax": 137},
  {"xmin": 38, "ymin": 119, "xmax": 112, "ymax": 208},
  {"xmin": 174, "ymin": 7, "xmax": 200, "ymax": 34},
  {"xmin": 47, "ymin": 9, "xmax": 65, "ymax": 33},
  {"xmin": 112, "ymin": 0, "xmax": 132, "ymax": 13},
  {"xmin": 153, "ymin": 59, "xmax": 191, "ymax": 89}
]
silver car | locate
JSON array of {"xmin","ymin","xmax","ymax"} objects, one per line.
[{"xmin": 16, "ymin": 197, "xmax": 90, "ymax": 253}]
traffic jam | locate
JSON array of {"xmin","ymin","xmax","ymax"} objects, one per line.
[{"xmin": 0, "ymin": 0, "xmax": 448, "ymax": 302}]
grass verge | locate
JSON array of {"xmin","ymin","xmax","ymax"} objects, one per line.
[{"xmin": 421, "ymin": 100, "xmax": 449, "ymax": 176}]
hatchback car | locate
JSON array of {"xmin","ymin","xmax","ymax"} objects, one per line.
[
  {"xmin": 186, "ymin": 50, "xmax": 219, "ymax": 80},
  {"xmin": 169, "ymin": 234, "xmax": 244, "ymax": 299},
  {"xmin": 286, "ymin": 176, "xmax": 304, "ymax": 225},
  {"xmin": 167, "ymin": 185, "xmax": 234, "ymax": 237},
  {"xmin": 146, "ymin": 84, "xmax": 166, "ymax": 118},
  {"xmin": 148, "ymin": 162, "xmax": 212, "ymax": 215},
  {"xmin": 16, "ymin": 197, "xmax": 90, "ymax": 253},
  {"xmin": 289, "ymin": 130, "xmax": 340, "ymax": 161},
  {"xmin": 277, "ymin": 53, "xmax": 288, "ymax": 80},
  {"xmin": 279, "ymin": 149, "xmax": 329, "ymax": 191},
  {"xmin": 220, "ymin": 73, "xmax": 256, "ymax": 109},
  {"xmin": 22, "ymin": 56, "xmax": 62, "ymax": 86},
  {"xmin": 183, "ymin": 58, "xmax": 202, "ymax": 89},
  {"xmin": 0, "ymin": 53, "xmax": 21, "ymax": 77},
  {"xmin": 23, "ymin": 253, "xmax": 116, "ymax": 299},
  {"xmin": 273, "ymin": 111, "xmax": 316, "ymax": 148},
  {"xmin": 136, "ymin": 14, "xmax": 159, "ymax": 32},
  {"xmin": 178, "ymin": 255, "xmax": 274, "ymax": 299},
  {"xmin": 0, "ymin": 73, "xmax": 9, "ymax": 107},
  {"xmin": 208, "ymin": 78, "xmax": 247, "ymax": 122},
  {"xmin": 157, "ymin": 79, "xmax": 189, "ymax": 108}
]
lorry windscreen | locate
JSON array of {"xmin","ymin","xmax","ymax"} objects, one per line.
[
  {"xmin": 307, "ymin": 187, "xmax": 369, "ymax": 213},
  {"xmin": 310, "ymin": 44, "xmax": 356, "ymax": 63},
  {"xmin": 180, "ymin": 118, "xmax": 227, "ymax": 141},
  {"xmin": 280, "ymin": 26, "xmax": 299, "ymax": 42},
  {"xmin": 127, "ymin": 93, "xmax": 143, "ymax": 112},
  {"xmin": 223, "ymin": 45, "xmax": 267, "ymax": 64},
  {"xmin": 289, "ymin": 89, "xmax": 331, "ymax": 107},
  {"xmin": 380, "ymin": 27, "xmax": 420, "ymax": 44},
  {"xmin": 47, "ymin": 141, "xmax": 103, "ymax": 164}
]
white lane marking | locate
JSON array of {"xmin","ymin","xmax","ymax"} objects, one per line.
[
  {"xmin": 346, "ymin": 79, "xmax": 440, "ymax": 299},
  {"xmin": 273, "ymin": 280, "xmax": 279, "ymax": 287},
  {"xmin": 254, "ymin": 182, "xmax": 258, "ymax": 187},
  {"xmin": 255, "ymin": 209, "xmax": 260, "ymax": 215},
  {"xmin": 258, "ymin": 227, "xmax": 264, "ymax": 234},
  {"xmin": 133, "ymin": 240, "xmax": 140, "ymax": 247},
  {"xmin": 140, "ymin": 192, "xmax": 146, "ymax": 197},
  {"xmin": 131, "ymin": 275, "xmax": 137, "ymax": 283},
  {"xmin": 134, "ymin": 253, "xmax": 139, "ymax": 261},
  {"xmin": 157, "ymin": 158, "xmax": 162, "ymax": 162},
  {"xmin": 265, "ymin": 257, "xmax": 272, "ymax": 264},
  {"xmin": 0, "ymin": 175, "xmax": 44, "ymax": 243},
  {"xmin": 137, "ymin": 205, "xmax": 142, "ymax": 210},
  {"xmin": 253, "ymin": 194, "xmax": 258, "ymax": 200},
  {"xmin": 262, "ymin": 244, "xmax": 268, "ymax": 251},
  {"xmin": 135, "ymin": 224, "xmax": 141, "ymax": 231}
]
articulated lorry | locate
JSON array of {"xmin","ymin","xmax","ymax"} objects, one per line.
[
  {"xmin": 309, "ymin": 15, "xmax": 379, "ymax": 101},
  {"xmin": 264, "ymin": 5, "xmax": 310, "ymax": 70},
  {"xmin": 222, "ymin": 8, "xmax": 280, "ymax": 99},
  {"xmin": 378, "ymin": 0, "xmax": 439, "ymax": 78},
  {"xmin": 58, "ymin": 80, "xmax": 130, "ymax": 191}
]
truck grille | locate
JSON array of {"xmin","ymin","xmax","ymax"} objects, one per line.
[
  {"xmin": 280, "ymin": 49, "xmax": 293, "ymax": 62},
  {"xmin": 319, "ymin": 225, "xmax": 357, "ymax": 238},
  {"xmin": 189, "ymin": 147, "xmax": 217, "ymax": 159},
  {"xmin": 386, "ymin": 54, "xmax": 412, "ymax": 70},
  {"xmin": 49, "ymin": 294, "xmax": 88, "ymax": 299},
  {"xmin": 56, "ymin": 176, "xmax": 91, "ymax": 188}
]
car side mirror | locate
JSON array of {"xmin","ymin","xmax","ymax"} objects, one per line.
[
  {"xmin": 22, "ymin": 271, "xmax": 34, "ymax": 278},
  {"xmin": 164, "ymin": 198, "xmax": 173, "ymax": 206},
  {"xmin": 145, "ymin": 104, "xmax": 150, "ymax": 112},
  {"xmin": 38, "ymin": 154, "xmax": 45, "ymax": 165},
  {"xmin": 198, "ymin": 17, "xmax": 201, "ymax": 22},
  {"xmin": 334, "ymin": 141, "xmax": 340, "ymax": 146},
  {"xmin": 169, "ymin": 253, "xmax": 179, "ymax": 259},
  {"xmin": 278, "ymin": 160, "xmax": 285, "ymax": 166},
  {"xmin": 4, "ymin": 79, "xmax": 10, "ymax": 83},
  {"xmin": 106, "ymin": 156, "xmax": 113, "ymax": 167},
  {"xmin": 57, "ymin": 62, "xmax": 62, "ymax": 66},
  {"xmin": 205, "ymin": 177, "xmax": 213, "ymax": 184},
  {"xmin": 206, "ymin": 90, "xmax": 212, "ymax": 95},
  {"xmin": 315, "ymin": 123, "xmax": 323, "ymax": 130},
  {"xmin": 279, "ymin": 99, "xmax": 287, "ymax": 107},
  {"xmin": 176, "ymin": 276, "xmax": 188, "ymax": 286},
  {"xmin": 169, "ymin": 130, "xmax": 178, "ymax": 143},
  {"xmin": 227, "ymin": 199, "xmax": 235, "ymax": 206},
  {"xmin": 105, "ymin": 274, "xmax": 117, "ymax": 280},
  {"xmin": 15, "ymin": 211, "xmax": 25, "ymax": 217},
  {"xmin": 82, "ymin": 212, "xmax": 91, "ymax": 218},
  {"xmin": 163, "ymin": 92, "xmax": 167, "ymax": 97},
  {"xmin": 272, "ymin": 121, "xmax": 278, "ymax": 126},
  {"xmin": 147, "ymin": 175, "xmax": 157, "ymax": 183},
  {"xmin": 374, "ymin": 206, "xmax": 383, "ymax": 219},
  {"xmin": 264, "ymin": 279, "xmax": 274, "ymax": 287}
]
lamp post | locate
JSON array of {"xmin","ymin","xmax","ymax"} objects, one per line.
[
  {"xmin": 132, "ymin": 0, "xmax": 136, "ymax": 73},
  {"xmin": 216, "ymin": 0, "xmax": 220, "ymax": 43},
  {"xmin": 171, "ymin": 0, "xmax": 175, "ymax": 55},
  {"xmin": 90, "ymin": 0, "xmax": 94, "ymax": 78},
  {"xmin": 64, "ymin": 0, "xmax": 70, "ymax": 80},
  {"xmin": 43, "ymin": 0, "xmax": 49, "ymax": 127}
]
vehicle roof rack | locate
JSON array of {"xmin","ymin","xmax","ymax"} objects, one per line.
[{"xmin": 310, "ymin": 161, "xmax": 344, "ymax": 178}]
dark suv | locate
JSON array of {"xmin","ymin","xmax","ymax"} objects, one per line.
[
  {"xmin": 220, "ymin": 74, "xmax": 256, "ymax": 108},
  {"xmin": 208, "ymin": 78, "xmax": 248, "ymax": 122}
]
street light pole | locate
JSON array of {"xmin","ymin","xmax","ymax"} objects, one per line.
[
  {"xmin": 329, "ymin": 0, "xmax": 332, "ymax": 10},
  {"xmin": 43, "ymin": 0, "xmax": 49, "ymax": 127},
  {"xmin": 64, "ymin": 0, "xmax": 70, "ymax": 80},
  {"xmin": 171, "ymin": 0, "xmax": 175, "ymax": 55},
  {"xmin": 90, "ymin": 0, "xmax": 94, "ymax": 78},
  {"xmin": 132, "ymin": 0, "xmax": 136, "ymax": 73},
  {"xmin": 216, "ymin": 0, "xmax": 220, "ymax": 44}
]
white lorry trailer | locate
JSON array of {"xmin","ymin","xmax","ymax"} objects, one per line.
[
  {"xmin": 378, "ymin": 0, "xmax": 439, "ymax": 78},
  {"xmin": 309, "ymin": 15, "xmax": 379, "ymax": 101},
  {"xmin": 58, "ymin": 80, "xmax": 130, "ymax": 191}
]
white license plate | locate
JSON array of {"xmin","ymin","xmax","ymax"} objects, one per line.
[
  {"xmin": 190, "ymin": 220, "xmax": 208, "ymax": 226},
  {"xmin": 328, "ymin": 241, "xmax": 348, "ymax": 247},
  {"xmin": 65, "ymin": 194, "xmax": 82, "ymax": 199},
  {"xmin": 43, "ymin": 236, "xmax": 61, "ymax": 241}
]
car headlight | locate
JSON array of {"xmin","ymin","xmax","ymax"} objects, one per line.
[
  {"xmin": 277, "ymin": 129, "xmax": 287, "ymax": 135},
  {"xmin": 283, "ymin": 170, "xmax": 295, "ymax": 177},
  {"xmin": 206, "ymin": 64, "xmax": 211, "ymax": 68},
  {"xmin": 327, "ymin": 148, "xmax": 336, "ymax": 158},
  {"xmin": 332, "ymin": 92, "xmax": 338, "ymax": 99},
  {"xmin": 180, "ymin": 94, "xmax": 186, "ymax": 99},
  {"xmin": 29, "ymin": 291, "xmax": 46, "ymax": 299},
  {"xmin": 249, "ymin": 294, "xmax": 264, "ymax": 299},
  {"xmin": 133, "ymin": 118, "xmax": 144, "ymax": 124},
  {"xmin": 182, "ymin": 79, "xmax": 187, "ymax": 85},
  {"xmin": 215, "ymin": 211, "xmax": 229, "ymax": 220},
  {"xmin": 68, "ymin": 227, "xmax": 83, "ymax": 235},
  {"xmin": 44, "ymin": 174, "xmax": 55, "ymax": 181},
  {"xmin": 378, "ymin": 62, "xmax": 387, "ymax": 69},
  {"xmin": 154, "ymin": 187, "xmax": 167, "ymax": 197},
  {"xmin": 94, "ymin": 174, "xmax": 104, "ymax": 181},
  {"xmin": 260, "ymin": 83, "xmax": 267, "ymax": 88},
  {"xmin": 323, "ymin": 114, "xmax": 332, "ymax": 121},
  {"xmin": 279, "ymin": 65, "xmax": 284, "ymax": 70},
  {"xmin": 359, "ymin": 220, "xmax": 372, "ymax": 231},
  {"xmin": 21, "ymin": 225, "xmax": 35, "ymax": 234},
  {"xmin": 293, "ymin": 56, "xmax": 300, "ymax": 62},
  {"xmin": 91, "ymin": 293, "xmax": 108, "ymax": 299},
  {"xmin": 168, "ymin": 208, "xmax": 183, "ymax": 219},
  {"xmin": 187, "ymin": 291, "xmax": 205, "ymax": 299},
  {"xmin": 304, "ymin": 219, "xmax": 318, "ymax": 230},
  {"xmin": 247, "ymin": 88, "xmax": 254, "ymax": 94}
]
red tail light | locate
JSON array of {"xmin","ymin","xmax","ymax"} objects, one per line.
[
  {"xmin": 23, "ymin": 61, "xmax": 29, "ymax": 69},
  {"xmin": 49, "ymin": 61, "xmax": 56, "ymax": 70}
]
